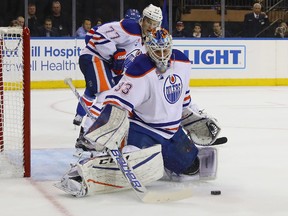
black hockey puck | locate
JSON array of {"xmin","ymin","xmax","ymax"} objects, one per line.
[{"xmin": 211, "ymin": 190, "xmax": 221, "ymax": 195}]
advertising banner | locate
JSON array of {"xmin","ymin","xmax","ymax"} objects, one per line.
[{"xmin": 28, "ymin": 38, "xmax": 288, "ymax": 87}]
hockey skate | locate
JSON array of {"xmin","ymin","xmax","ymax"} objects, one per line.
[
  {"xmin": 74, "ymin": 135, "xmax": 97, "ymax": 158},
  {"xmin": 182, "ymin": 157, "xmax": 200, "ymax": 176},
  {"xmin": 75, "ymin": 136, "xmax": 95, "ymax": 151},
  {"xmin": 73, "ymin": 127, "xmax": 96, "ymax": 157},
  {"xmin": 73, "ymin": 114, "xmax": 83, "ymax": 126}
]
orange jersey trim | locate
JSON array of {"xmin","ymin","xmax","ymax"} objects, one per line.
[{"xmin": 93, "ymin": 56, "xmax": 110, "ymax": 92}]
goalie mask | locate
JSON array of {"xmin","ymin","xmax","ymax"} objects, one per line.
[{"xmin": 145, "ymin": 28, "xmax": 172, "ymax": 73}]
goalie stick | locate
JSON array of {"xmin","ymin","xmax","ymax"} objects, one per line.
[
  {"xmin": 64, "ymin": 78, "xmax": 192, "ymax": 202},
  {"xmin": 64, "ymin": 78, "xmax": 95, "ymax": 120}
]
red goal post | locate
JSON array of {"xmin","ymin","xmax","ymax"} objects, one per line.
[{"xmin": 0, "ymin": 27, "xmax": 31, "ymax": 177}]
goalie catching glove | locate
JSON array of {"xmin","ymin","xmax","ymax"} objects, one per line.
[{"xmin": 181, "ymin": 107, "xmax": 221, "ymax": 146}]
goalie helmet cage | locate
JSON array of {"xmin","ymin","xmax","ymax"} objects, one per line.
[{"xmin": 0, "ymin": 27, "xmax": 31, "ymax": 178}]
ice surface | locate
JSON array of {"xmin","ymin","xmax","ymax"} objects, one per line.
[{"xmin": 1, "ymin": 87, "xmax": 288, "ymax": 216}]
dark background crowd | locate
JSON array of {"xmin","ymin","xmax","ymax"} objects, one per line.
[
  {"xmin": 0, "ymin": 0, "xmax": 159, "ymax": 27},
  {"xmin": 172, "ymin": 0, "xmax": 288, "ymax": 38},
  {"xmin": 0, "ymin": 0, "xmax": 287, "ymax": 38},
  {"xmin": 0, "ymin": 0, "xmax": 162, "ymax": 37}
]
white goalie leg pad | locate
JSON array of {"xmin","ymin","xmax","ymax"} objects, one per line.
[
  {"xmin": 81, "ymin": 98, "xmax": 104, "ymax": 133},
  {"xmin": 82, "ymin": 115, "xmax": 94, "ymax": 134},
  {"xmin": 84, "ymin": 104, "xmax": 129, "ymax": 151},
  {"xmin": 181, "ymin": 107, "xmax": 221, "ymax": 146},
  {"xmin": 78, "ymin": 145, "xmax": 164, "ymax": 195}
]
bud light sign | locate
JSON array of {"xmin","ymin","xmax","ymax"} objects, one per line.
[{"xmin": 179, "ymin": 45, "xmax": 246, "ymax": 69}]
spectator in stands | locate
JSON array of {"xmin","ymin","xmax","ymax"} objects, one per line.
[
  {"xmin": 28, "ymin": 3, "xmax": 40, "ymax": 36},
  {"xmin": 254, "ymin": 0, "xmax": 265, "ymax": 11},
  {"xmin": 1, "ymin": 0, "xmax": 24, "ymax": 27},
  {"xmin": 172, "ymin": 21, "xmax": 189, "ymax": 38},
  {"xmin": 37, "ymin": 17, "xmax": 59, "ymax": 37},
  {"xmin": 208, "ymin": 22, "xmax": 232, "ymax": 38},
  {"xmin": 9, "ymin": 19, "xmax": 20, "ymax": 27},
  {"xmin": 242, "ymin": 3, "xmax": 269, "ymax": 37},
  {"xmin": 49, "ymin": 0, "xmax": 71, "ymax": 36},
  {"xmin": 75, "ymin": 18, "xmax": 92, "ymax": 38},
  {"xmin": 33, "ymin": 0, "xmax": 53, "ymax": 24},
  {"xmin": 94, "ymin": 18, "xmax": 103, "ymax": 26},
  {"xmin": 274, "ymin": 21, "xmax": 288, "ymax": 38},
  {"xmin": 16, "ymin": 16, "xmax": 24, "ymax": 27},
  {"xmin": 191, "ymin": 23, "xmax": 204, "ymax": 38}
]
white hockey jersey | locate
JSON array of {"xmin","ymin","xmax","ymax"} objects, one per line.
[
  {"xmin": 101, "ymin": 49, "xmax": 192, "ymax": 139},
  {"xmin": 80, "ymin": 19, "xmax": 146, "ymax": 67}
]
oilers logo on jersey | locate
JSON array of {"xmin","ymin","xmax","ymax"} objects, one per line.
[{"xmin": 164, "ymin": 74, "xmax": 183, "ymax": 104}]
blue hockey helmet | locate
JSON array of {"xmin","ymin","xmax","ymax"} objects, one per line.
[{"xmin": 124, "ymin": 9, "xmax": 141, "ymax": 21}]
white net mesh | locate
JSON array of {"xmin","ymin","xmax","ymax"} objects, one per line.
[{"xmin": 0, "ymin": 27, "xmax": 25, "ymax": 178}]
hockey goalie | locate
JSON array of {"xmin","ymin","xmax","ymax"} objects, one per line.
[{"xmin": 55, "ymin": 28, "xmax": 223, "ymax": 198}]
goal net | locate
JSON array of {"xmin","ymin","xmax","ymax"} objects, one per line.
[{"xmin": 0, "ymin": 27, "xmax": 30, "ymax": 178}]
